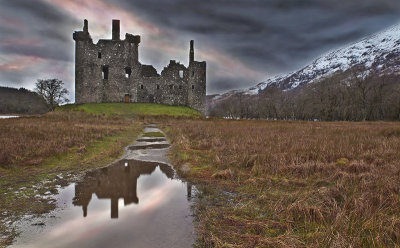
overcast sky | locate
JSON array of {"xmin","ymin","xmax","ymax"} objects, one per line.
[{"xmin": 1, "ymin": 0, "xmax": 400, "ymax": 100}]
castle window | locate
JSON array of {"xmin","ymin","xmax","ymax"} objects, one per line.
[
  {"xmin": 179, "ymin": 85, "xmax": 182, "ymax": 89},
  {"xmin": 125, "ymin": 67, "xmax": 131, "ymax": 78},
  {"xmin": 192, "ymin": 71, "xmax": 194, "ymax": 77},
  {"xmin": 140, "ymin": 84, "xmax": 144, "ymax": 89},
  {"xmin": 98, "ymin": 52, "xmax": 101, "ymax": 59},
  {"xmin": 102, "ymin": 66, "xmax": 109, "ymax": 80},
  {"xmin": 179, "ymin": 70, "xmax": 184, "ymax": 78},
  {"xmin": 157, "ymin": 84, "xmax": 160, "ymax": 90},
  {"xmin": 169, "ymin": 85, "xmax": 173, "ymax": 89},
  {"xmin": 192, "ymin": 85, "xmax": 195, "ymax": 90}
]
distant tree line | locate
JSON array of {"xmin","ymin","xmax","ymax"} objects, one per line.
[
  {"xmin": 0, "ymin": 86, "xmax": 48, "ymax": 114},
  {"xmin": 0, "ymin": 78, "xmax": 69, "ymax": 114},
  {"xmin": 209, "ymin": 69, "xmax": 400, "ymax": 121}
]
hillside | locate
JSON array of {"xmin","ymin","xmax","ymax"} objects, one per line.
[
  {"xmin": 209, "ymin": 22, "xmax": 400, "ymax": 109},
  {"xmin": 0, "ymin": 86, "xmax": 48, "ymax": 114}
]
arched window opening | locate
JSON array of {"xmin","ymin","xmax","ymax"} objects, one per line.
[
  {"xmin": 125, "ymin": 67, "xmax": 131, "ymax": 78},
  {"xmin": 102, "ymin": 66, "xmax": 109, "ymax": 80}
]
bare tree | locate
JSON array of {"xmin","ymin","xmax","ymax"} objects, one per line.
[{"xmin": 35, "ymin": 79, "xmax": 69, "ymax": 110}]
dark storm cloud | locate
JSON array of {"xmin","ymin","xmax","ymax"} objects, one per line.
[
  {"xmin": 114, "ymin": 0, "xmax": 400, "ymax": 76},
  {"xmin": 209, "ymin": 78, "xmax": 250, "ymax": 93},
  {"xmin": 1, "ymin": 0, "xmax": 400, "ymax": 96},
  {"xmin": 0, "ymin": 0, "xmax": 79, "ymax": 62},
  {"xmin": 0, "ymin": 0, "xmax": 80, "ymax": 95}
]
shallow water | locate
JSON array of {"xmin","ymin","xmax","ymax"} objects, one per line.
[
  {"xmin": 10, "ymin": 127, "xmax": 195, "ymax": 248},
  {"xmin": 0, "ymin": 116, "xmax": 19, "ymax": 119}
]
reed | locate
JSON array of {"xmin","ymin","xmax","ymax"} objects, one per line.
[
  {"xmin": 0, "ymin": 111, "xmax": 132, "ymax": 168},
  {"xmin": 165, "ymin": 119, "xmax": 400, "ymax": 247}
]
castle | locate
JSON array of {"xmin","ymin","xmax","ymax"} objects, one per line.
[{"xmin": 73, "ymin": 20, "xmax": 206, "ymax": 114}]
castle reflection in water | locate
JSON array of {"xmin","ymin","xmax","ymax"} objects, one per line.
[{"xmin": 72, "ymin": 159, "xmax": 192, "ymax": 219}]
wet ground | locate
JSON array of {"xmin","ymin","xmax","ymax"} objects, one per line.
[{"xmin": 9, "ymin": 125, "xmax": 195, "ymax": 248}]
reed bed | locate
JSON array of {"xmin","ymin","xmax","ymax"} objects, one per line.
[
  {"xmin": 0, "ymin": 112, "xmax": 132, "ymax": 168},
  {"xmin": 165, "ymin": 119, "xmax": 400, "ymax": 247}
]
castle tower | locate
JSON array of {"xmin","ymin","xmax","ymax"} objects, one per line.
[
  {"xmin": 187, "ymin": 40, "xmax": 206, "ymax": 114},
  {"xmin": 73, "ymin": 19, "xmax": 93, "ymax": 104}
]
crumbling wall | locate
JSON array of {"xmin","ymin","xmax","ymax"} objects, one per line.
[{"xmin": 74, "ymin": 19, "xmax": 206, "ymax": 115}]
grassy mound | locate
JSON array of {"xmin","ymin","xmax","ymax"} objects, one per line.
[{"xmin": 57, "ymin": 103, "xmax": 202, "ymax": 118}]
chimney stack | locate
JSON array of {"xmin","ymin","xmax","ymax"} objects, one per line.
[
  {"xmin": 189, "ymin": 40, "xmax": 194, "ymax": 64},
  {"xmin": 112, "ymin": 20, "xmax": 120, "ymax": 40},
  {"xmin": 83, "ymin": 19, "xmax": 88, "ymax": 33}
]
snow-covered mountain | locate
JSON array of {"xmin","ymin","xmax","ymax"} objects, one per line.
[{"xmin": 211, "ymin": 22, "xmax": 400, "ymax": 103}]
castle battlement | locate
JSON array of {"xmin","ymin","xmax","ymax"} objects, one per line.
[{"xmin": 73, "ymin": 19, "xmax": 206, "ymax": 114}]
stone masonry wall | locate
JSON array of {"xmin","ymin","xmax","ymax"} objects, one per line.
[{"xmin": 73, "ymin": 19, "xmax": 206, "ymax": 114}]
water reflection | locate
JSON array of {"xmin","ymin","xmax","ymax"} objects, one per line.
[
  {"xmin": 10, "ymin": 126, "xmax": 195, "ymax": 248},
  {"xmin": 187, "ymin": 183, "xmax": 192, "ymax": 200},
  {"xmin": 73, "ymin": 159, "xmax": 175, "ymax": 219}
]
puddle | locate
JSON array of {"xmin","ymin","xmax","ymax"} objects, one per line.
[
  {"xmin": 128, "ymin": 143, "xmax": 171, "ymax": 150},
  {"xmin": 10, "ymin": 126, "xmax": 195, "ymax": 248}
]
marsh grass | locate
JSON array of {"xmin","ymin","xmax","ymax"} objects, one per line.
[
  {"xmin": 164, "ymin": 120, "xmax": 400, "ymax": 247},
  {"xmin": 0, "ymin": 111, "xmax": 133, "ymax": 169}
]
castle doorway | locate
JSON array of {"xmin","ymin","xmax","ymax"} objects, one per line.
[
  {"xmin": 149, "ymin": 95, "xmax": 154, "ymax": 103},
  {"xmin": 124, "ymin": 94, "xmax": 131, "ymax": 103}
]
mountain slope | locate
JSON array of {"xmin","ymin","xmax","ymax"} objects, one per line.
[
  {"xmin": 211, "ymin": 22, "xmax": 400, "ymax": 104},
  {"xmin": 247, "ymin": 22, "xmax": 400, "ymax": 94}
]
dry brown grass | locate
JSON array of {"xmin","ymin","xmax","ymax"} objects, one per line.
[
  {"xmin": 164, "ymin": 120, "xmax": 400, "ymax": 247},
  {"xmin": 0, "ymin": 112, "xmax": 132, "ymax": 168}
]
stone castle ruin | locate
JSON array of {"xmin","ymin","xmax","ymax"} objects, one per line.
[{"xmin": 73, "ymin": 20, "xmax": 206, "ymax": 114}]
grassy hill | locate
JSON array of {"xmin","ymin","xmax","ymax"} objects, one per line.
[{"xmin": 57, "ymin": 103, "xmax": 202, "ymax": 118}]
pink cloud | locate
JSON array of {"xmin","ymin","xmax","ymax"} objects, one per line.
[
  {"xmin": 42, "ymin": 0, "xmax": 162, "ymax": 38},
  {"xmin": 0, "ymin": 38, "xmax": 42, "ymax": 47},
  {"xmin": 0, "ymin": 55, "xmax": 43, "ymax": 71}
]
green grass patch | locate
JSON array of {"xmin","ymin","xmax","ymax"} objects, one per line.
[
  {"xmin": 143, "ymin": 132, "xmax": 165, "ymax": 137},
  {"xmin": 57, "ymin": 103, "xmax": 202, "ymax": 118}
]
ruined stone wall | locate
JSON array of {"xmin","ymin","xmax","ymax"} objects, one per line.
[
  {"xmin": 188, "ymin": 61, "xmax": 207, "ymax": 114},
  {"xmin": 135, "ymin": 61, "xmax": 188, "ymax": 106},
  {"xmin": 74, "ymin": 19, "xmax": 206, "ymax": 115},
  {"xmin": 91, "ymin": 39, "xmax": 140, "ymax": 103}
]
